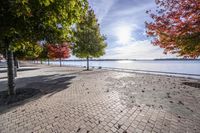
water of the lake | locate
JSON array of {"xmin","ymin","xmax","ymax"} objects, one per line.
[{"xmin": 46, "ymin": 60, "xmax": 200, "ymax": 79}]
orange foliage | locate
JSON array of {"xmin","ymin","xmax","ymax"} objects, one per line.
[
  {"xmin": 146, "ymin": 0, "xmax": 200, "ymax": 58},
  {"xmin": 47, "ymin": 42, "xmax": 70, "ymax": 59}
]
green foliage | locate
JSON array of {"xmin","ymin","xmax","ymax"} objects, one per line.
[
  {"xmin": 38, "ymin": 45, "xmax": 49, "ymax": 60},
  {"xmin": 0, "ymin": 0, "xmax": 88, "ymax": 54},
  {"xmin": 72, "ymin": 9, "xmax": 107, "ymax": 58},
  {"xmin": 13, "ymin": 42, "xmax": 43, "ymax": 59}
]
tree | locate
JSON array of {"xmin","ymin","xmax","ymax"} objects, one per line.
[
  {"xmin": 13, "ymin": 42, "xmax": 43, "ymax": 60},
  {"xmin": 0, "ymin": 54, "xmax": 4, "ymax": 60},
  {"xmin": 47, "ymin": 43, "xmax": 70, "ymax": 66},
  {"xmin": 36, "ymin": 44, "xmax": 48, "ymax": 64},
  {"xmin": 12, "ymin": 42, "xmax": 43, "ymax": 71},
  {"xmin": 72, "ymin": 9, "xmax": 107, "ymax": 70},
  {"xmin": 146, "ymin": 0, "xmax": 200, "ymax": 58},
  {"xmin": 0, "ymin": 0, "xmax": 88, "ymax": 95}
]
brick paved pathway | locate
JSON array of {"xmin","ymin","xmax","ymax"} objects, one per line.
[{"xmin": 0, "ymin": 66, "xmax": 200, "ymax": 133}]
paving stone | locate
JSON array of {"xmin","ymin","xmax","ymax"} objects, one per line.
[{"xmin": 0, "ymin": 66, "xmax": 200, "ymax": 133}]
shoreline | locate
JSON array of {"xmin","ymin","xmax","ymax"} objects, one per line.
[
  {"xmin": 30, "ymin": 61, "xmax": 200, "ymax": 80},
  {"xmin": 1, "ymin": 61, "xmax": 200, "ymax": 79},
  {"xmin": 102, "ymin": 67, "xmax": 200, "ymax": 80}
]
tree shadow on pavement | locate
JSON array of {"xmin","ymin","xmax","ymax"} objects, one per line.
[
  {"xmin": 0, "ymin": 77, "xmax": 7, "ymax": 80},
  {"xmin": 0, "ymin": 67, "xmax": 40, "ymax": 73},
  {"xmin": 182, "ymin": 81, "xmax": 200, "ymax": 89},
  {"xmin": 0, "ymin": 74, "xmax": 76, "ymax": 114}
]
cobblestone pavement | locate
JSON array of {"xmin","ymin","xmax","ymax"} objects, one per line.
[{"xmin": 0, "ymin": 65, "xmax": 200, "ymax": 133}]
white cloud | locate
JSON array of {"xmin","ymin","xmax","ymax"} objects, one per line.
[
  {"xmin": 88, "ymin": 0, "xmax": 117, "ymax": 23},
  {"xmin": 112, "ymin": 2, "xmax": 155, "ymax": 17},
  {"xmin": 102, "ymin": 40, "xmax": 176, "ymax": 59}
]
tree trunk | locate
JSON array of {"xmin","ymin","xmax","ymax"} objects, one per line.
[
  {"xmin": 14, "ymin": 56, "xmax": 19, "ymax": 68},
  {"xmin": 13, "ymin": 55, "xmax": 18, "ymax": 77},
  {"xmin": 86, "ymin": 56, "xmax": 89, "ymax": 70},
  {"xmin": 59, "ymin": 57, "xmax": 62, "ymax": 67},
  {"xmin": 48, "ymin": 58, "xmax": 50, "ymax": 66},
  {"xmin": 7, "ymin": 49, "xmax": 15, "ymax": 95}
]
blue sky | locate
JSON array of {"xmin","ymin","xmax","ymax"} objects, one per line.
[{"xmin": 83, "ymin": 0, "xmax": 177, "ymax": 59}]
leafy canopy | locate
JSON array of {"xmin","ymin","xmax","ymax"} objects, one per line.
[
  {"xmin": 13, "ymin": 42, "xmax": 43, "ymax": 59},
  {"xmin": 72, "ymin": 9, "xmax": 107, "ymax": 58},
  {"xmin": 47, "ymin": 43, "xmax": 70, "ymax": 59},
  {"xmin": 0, "ymin": 0, "xmax": 88, "ymax": 53},
  {"xmin": 146, "ymin": 0, "xmax": 200, "ymax": 58}
]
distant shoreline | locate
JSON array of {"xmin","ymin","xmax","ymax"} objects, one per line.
[{"xmin": 51, "ymin": 58, "xmax": 200, "ymax": 61}]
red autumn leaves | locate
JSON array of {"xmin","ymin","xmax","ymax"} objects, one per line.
[
  {"xmin": 146, "ymin": 0, "xmax": 200, "ymax": 58},
  {"xmin": 47, "ymin": 43, "xmax": 70, "ymax": 59}
]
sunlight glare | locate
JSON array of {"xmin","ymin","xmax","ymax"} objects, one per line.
[{"xmin": 116, "ymin": 26, "xmax": 132, "ymax": 45}]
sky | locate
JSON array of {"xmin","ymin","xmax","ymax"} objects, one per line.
[{"xmin": 78, "ymin": 0, "xmax": 177, "ymax": 59}]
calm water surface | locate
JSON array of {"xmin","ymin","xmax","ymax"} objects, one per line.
[{"xmin": 47, "ymin": 60, "xmax": 200, "ymax": 78}]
